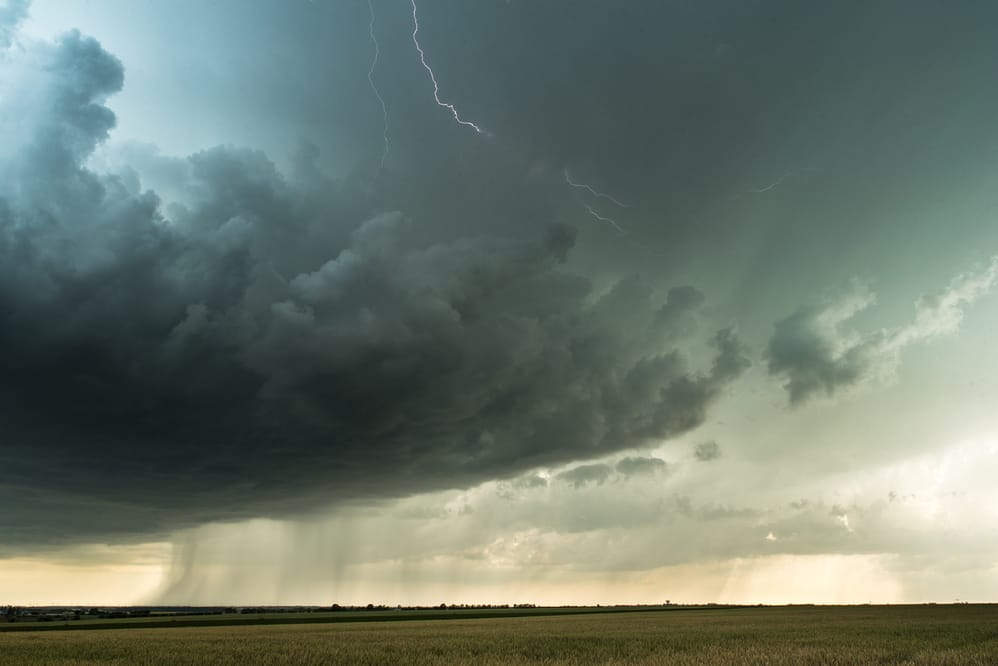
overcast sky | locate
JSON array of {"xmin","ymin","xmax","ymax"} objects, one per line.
[{"xmin": 3, "ymin": 0, "xmax": 998, "ymax": 606}]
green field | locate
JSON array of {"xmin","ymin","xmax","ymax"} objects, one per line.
[{"xmin": 2, "ymin": 605, "xmax": 997, "ymax": 664}]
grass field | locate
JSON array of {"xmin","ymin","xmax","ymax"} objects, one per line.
[
  {"xmin": 2, "ymin": 605, "xmax": 997, "ymax": 664},
  {"xmin": 0, "ymin": 605, "xmax": 683, "ymax": 632}
]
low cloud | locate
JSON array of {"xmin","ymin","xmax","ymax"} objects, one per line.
[
  {"xmin": 556, "ymin": 464, "xmax": 613, "ymax": 489},
  {"xmin": 694, "ymin": 441, "xmax": 721, "ymax": 461},
  {"xmin": 656, "ymin": 285, "xmax": 706, "ymax": 337},
  {"xmin": 615, "ymin": 456, "xmax": 668, "ymax": 477},
  {"xmin": 768, "ymin": 260, "xmax": 998, "ymax": 405},
  {"xmin": 513, "ymin": 474, "xmax": 549, "ymax": 490}
]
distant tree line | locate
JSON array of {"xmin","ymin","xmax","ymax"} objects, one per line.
[{"xmin": 323, "ymin": 603, "xmax": 537, "ymax": 612}]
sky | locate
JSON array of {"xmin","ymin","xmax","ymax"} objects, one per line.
[{"xmin": 2, "ymin": 0, "xmax": 998, "ymax": 606}]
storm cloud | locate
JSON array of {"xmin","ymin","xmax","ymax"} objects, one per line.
[
  {"xmin": 5, "ymin": 0, "xmax": 998, "ymax": 607},
  {"xmin": 0, "ymin": 23, "xmax": 749, "ymax": 546},
  {"xmin": 615, "ymin": 455, "xmax": 668, "ymax": 477},
  {"xmin": 768, "ymin": 259, "xmax": 998, "ymax": 405},
  {"xmin": 693, "ymin": 441, "xmax": 721, "ymax": 462}
]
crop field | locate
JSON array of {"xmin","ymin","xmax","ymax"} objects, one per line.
[{"xmin": 2, "ymin": 605, "xmax": 997, "ymax": 665}]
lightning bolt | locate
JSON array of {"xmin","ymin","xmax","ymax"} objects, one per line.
[
  {"xmin": 742, "ymin": 168, "xmax": 820, "ymax": 196},
  {"xmin": 410, "ymin": 0, "xmax": 486, "ymax": 134},
  {"xmin": 746, "ymin": 171, "xmax": 795, "ymax": 194},
  {"xmin": 563, "ymin": 170, "xmax": 631, "ymax": 209},
  {"xmin": 267, "ymin": 261, "xmax": 289, "ymax": 286},
  {"xmin": 367, "ymin": 0, "xmax": 389, "ymax": 180},
  {"xmin": 562, "ymin": 170, "xmax": 630, "ymax": 233},
  {"xmin": 582, "ymin": 203, "xmax": 626, "ymax": 235},
  {"xmin": 392, "ymin": 6, "xmax": 631, "ymax": 237}
]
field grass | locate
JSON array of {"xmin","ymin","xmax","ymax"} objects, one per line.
[
  {"xmin": 0, "ymin": 605, "xmax": 686, "ymax": 632},
  {"xmin": 2, "ymin": 605, "xmax": 997, "ymax": 664}
]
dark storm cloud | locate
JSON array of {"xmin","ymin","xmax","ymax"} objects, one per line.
[
  {"xmin": 412, "ymin": 0, "xmax": 998, "ymax": 315},
  {"xmin": 513, "ymin": 475, "xmax": 549, "ymax": 490},
  {"xmin": 768, "ymin": 263, "xmax": 997, "ymax": 405},
  {"xmin": 766, "ymin": 289, "xmax": 882, "ymax": 405},
  {"xmin": 655, "ymin": 286, "xmax": 705, "ymax": 338},
  {"xmin": 553, "ymin": 455, "xmax": 667, "ymax": 488},
  {"xmin": 614, "ymin": 456, "xmax": 667, "ymax": 477},
  {"xmin": 693, "ymin": 441, "xmax": 721, "ymax": 462},
  {"xmin": 0, "ymin": 27, "xmax": 749, "ymax": 546},
  {"xmin": 556, "ymin": 464, "xmax": 613, "ymax": 489}
]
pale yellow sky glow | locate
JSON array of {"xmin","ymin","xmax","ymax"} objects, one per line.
[
  {"xmin": 0, "ymin": 545, "xmax": 171, "ymax": 606},
  {"xmin": 0, "ymin": 551, "xmax": 903, "ymax": 607}
]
